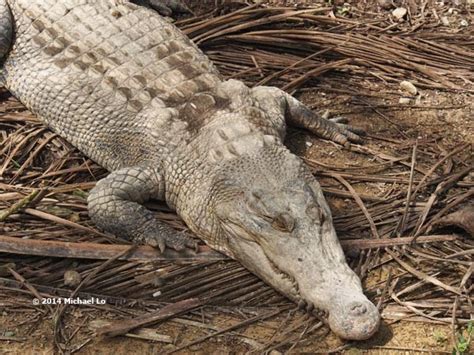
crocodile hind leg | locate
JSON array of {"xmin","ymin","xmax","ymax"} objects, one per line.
[
  {"xmin": 252, "ymin": 86, "xmax": 365, "ymax": 147},
  {"xmin": 284, "ymin": 94, "xmax": 366, "ymax": 147},
  {"xmin": 0, "ymin": 0, "xmax": 12, "ymax": 61},
  {"xmin": 87, "ymin": 166, "xmax": 197, "ymax": 252}
]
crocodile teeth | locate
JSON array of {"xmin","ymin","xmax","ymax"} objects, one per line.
[{"xmin": 267, "ymin": 254, "xmax": 300, "ymax": 296}]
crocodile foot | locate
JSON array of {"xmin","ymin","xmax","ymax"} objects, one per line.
[
  {"xmin": 87, "ymin": 166, "xmax": 198, "ymax": 254},
  {"xmin": 275, "ymin": 89, "xmax": 367, "ymax": 147},
  {"xmin": 328, "ymin": 116, "xmax": 367, "ymax": 146},
  {"xmin": 139, "ymin": 228, "xmax": 198, "ymax": 253}
]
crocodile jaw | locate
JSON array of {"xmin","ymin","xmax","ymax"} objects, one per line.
[
  {"xmin": 209, "ymin": 148, "xmax": 380, "ymax": 340},
  {"xmin": 223, "ymin": 222, "xmax": 380, "ymax": 341}
]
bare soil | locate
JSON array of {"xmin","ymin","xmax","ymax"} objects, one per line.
[
  {"xmin": 0, "ymin": 0, "xmax": 472, "ymax": 354},
  {"xmin": 0, "ymin": 85, "xmax": 470, "ymax": 354}
]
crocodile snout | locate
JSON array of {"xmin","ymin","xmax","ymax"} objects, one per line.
[
  {"xmin": 328, "ymin": 299, "xmax": 380, "ymax": 340},
  {"xmin": 349, "ymin": 301, "xmax": 368, "ymax": 316}
]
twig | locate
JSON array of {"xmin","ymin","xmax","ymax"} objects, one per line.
[
  {"xmin": 53, "ymin": 246, "xmax": 138, "ymax": 350},
  {"xmin": 24, "ymin": 207, "xmax": 108, "ymax": 237},
  {"xmin": 330, "ymin": 173, "xmax": 380, "ymax": 239},
  {"xmin": 0, "ymin": 235, "xmax": 225, "ymax": 261},
  {"xmin": 0, "ymin": 335, "xmax": 27, "ymax": 342},
  {"xmin": 412, "ymin": 143, "xmax": 470, "ymax": 198},
  {"xmin": 169, "ymin": 307, "xmax": 285, "ymax": 354},
  {"xmin": 97, "ymin": 298, "xmax": 203, "ymax": 337},
  {"xmin": 451, "ymin": 296, "xmax": 459, "ymax": 354},
  {"xmin": 7, "ymin": 267, "xmax": 53, "ymax": 314},
  {"xmin": 371, "ymin": 345, "xmax": 450, "ymax": 353},
  {"xmin": 0, "ymin": 189, "xmax": 40, "ymax": 221},
  {"xmin": 413, "ymin": 165, "xmax": 472, "ymax": 237},
  {"xmin": 386, "ymin": 249, "xmax": 462, "ymax": 296},
  {"xmin": 394, "ymin": 141, "xmax": 417, "ymax": 236},
  {"xmin": 342, "ymin": 234, "xmax": 459, "ymax": 250}
]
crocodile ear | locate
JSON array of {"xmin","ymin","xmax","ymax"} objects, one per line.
[{"xmin": 304, "ymin": 181, "xmax": 333, "ymax": 223}]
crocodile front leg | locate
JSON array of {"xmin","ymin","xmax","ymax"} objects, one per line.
[{"xmin": 87, "ymin": 166, "xmax": 196, "ymax": 252}]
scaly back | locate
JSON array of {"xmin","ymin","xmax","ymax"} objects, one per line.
[{"xmin": 2, "ymin": 0, "xmax": 222, "ymax": 169}]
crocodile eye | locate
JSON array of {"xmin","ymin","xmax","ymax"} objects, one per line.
[{"xmin": 272, "ymin": 213, "xmax": 295, "ymax": 232}]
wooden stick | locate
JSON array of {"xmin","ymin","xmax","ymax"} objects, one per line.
[
  {"xmin": 97, "ymin": 298, "xmax": 203, "ymax": 337},
  {"xmin": 341, "ymin": 234, "xmax": 459, "ymax": 250},
  {"xmin": 170, "ymin": 307, "xmax": 285, "ymax": 353},
  {"xmin": 0, "ymin": 234, "xmax": 460, "ymax": 261},
  {"xmin": 0, "ymin": 189, "xmax": 40, "ymax": 221},
  {"xmin": 0, "ymin": 235, "xmax": 225, "ymax": 261}
]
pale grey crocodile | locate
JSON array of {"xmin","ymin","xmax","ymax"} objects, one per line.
[{"xmin": 0, "ymin": 0, "xmax": 380, "ymax": 340}]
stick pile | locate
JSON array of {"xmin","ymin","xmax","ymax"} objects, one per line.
[{"xmin": 0, "ymin": 2, "xmax": 472, "ymax": 353}]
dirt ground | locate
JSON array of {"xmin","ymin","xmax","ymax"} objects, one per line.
[
  {"xmin": 0, "ymin": 295, "xmax": 462, "ymax": 355},
  {"xmin": 0, "ymin": 86, "xmax": 471, "ymax": 354},
  {"xmin": 0, "ymin": 0, "xmax": 472, "ymax": 354}
]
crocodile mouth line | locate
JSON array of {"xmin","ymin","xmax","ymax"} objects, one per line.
[
  {"xmin": 222, "ymin": 221, "xmax": 329, "ymax": 318},
  {"xmin": 265, "ymin": 252, "xmax": 329, "ymax": 319}
]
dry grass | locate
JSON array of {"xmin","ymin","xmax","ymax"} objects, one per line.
[{"xmin": 0, "ymin": 1, "xmax": 473, "ymax": 353}]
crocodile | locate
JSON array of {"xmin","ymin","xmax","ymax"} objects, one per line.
[{"xmin": 0, "ymin": 0, "xmax": 380, "ymax": 340}]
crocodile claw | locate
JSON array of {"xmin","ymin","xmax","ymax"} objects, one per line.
[
  {"xmin": 328, "ymin": 116, "xmax": 348, "ymax": 124},
  {"xmin": 328, "ymin": 116, "xmax": 366, "ymax": 146},
  {"xmin": 144, "ymin": 230, "xmax": 198, "ymax": 253},
  {"xmin": 284, "ymin": 93, "xmax": 367, "ymax": 148}
]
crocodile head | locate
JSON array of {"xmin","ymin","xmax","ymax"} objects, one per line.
[{"xmin": 211, "ymin": 145, "xmax": 380, "ymax": 340}]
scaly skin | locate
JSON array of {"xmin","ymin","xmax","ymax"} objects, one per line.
[{"xmin": 0, "ymin": 0, "xmax": 379, "ymax": 340}]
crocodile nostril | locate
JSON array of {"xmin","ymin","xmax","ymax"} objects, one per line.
[{"xmin": 349, "ymin": 302, "xmax": 368, "ymax": 316}]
